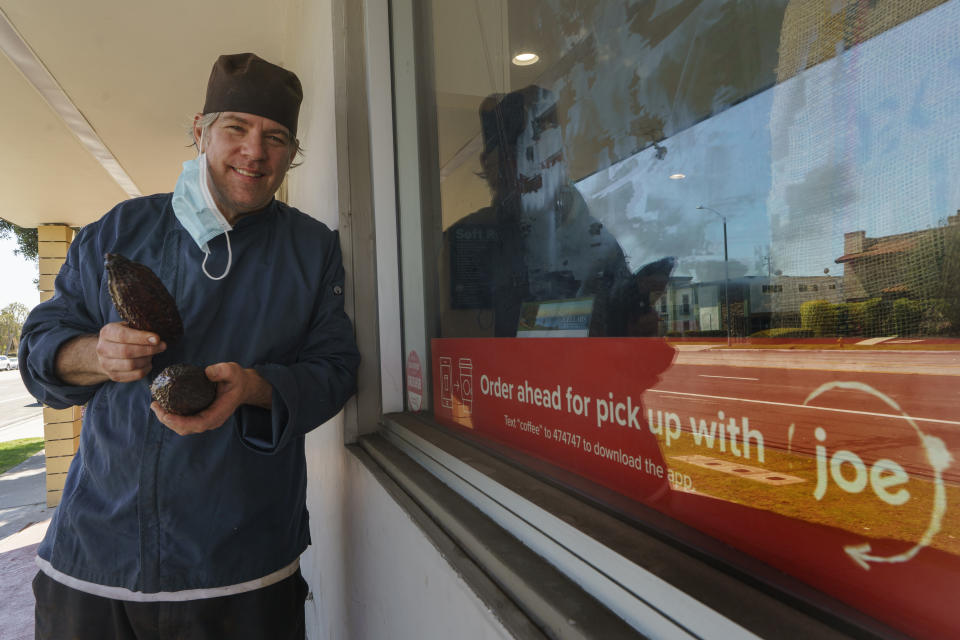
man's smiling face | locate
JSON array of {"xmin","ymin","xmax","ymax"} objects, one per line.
[{"xmin": 194, "ymin": 112, "xmax": 294, "ymax": 223}]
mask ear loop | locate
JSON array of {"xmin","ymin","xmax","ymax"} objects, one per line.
[
  {"xmin": 202, "ymin": 230, "xmax": 233, "ymax": 281},
  {"xmin": 196, "ymin": 124, "xmax": 233, "ymax": 281},
  {"xmin": 198, "ymin": 119, "xmax": 208, "ymax": 155}
]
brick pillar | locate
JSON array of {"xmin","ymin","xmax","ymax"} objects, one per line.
[
  {"xmin": 38, "ymin": 224, "xmax": 73, "ymax": 302},
  {"xmin": 37, "ymin": 224, "xmax": 82, "ymax": 507},
  {"xmin": 43, "ymin": 406, "xmax": 83, "ymax": 506}
]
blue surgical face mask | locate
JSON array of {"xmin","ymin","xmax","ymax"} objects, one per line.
[{"xmin": 172, "ymin": 153, "xmax": 234, "ymax": 280}]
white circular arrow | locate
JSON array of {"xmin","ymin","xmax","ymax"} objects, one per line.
[{"xmin": 803, "ymin": 381, "xmax": 953, "ymax": 570}]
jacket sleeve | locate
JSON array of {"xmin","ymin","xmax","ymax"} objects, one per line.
[
  {"xmin": 236, "ymin": 230, "xmax": 360, "ymax": 453},
  {"xmin": 19, "ymin": 226, "xmax": 107, "ymax": 409}
]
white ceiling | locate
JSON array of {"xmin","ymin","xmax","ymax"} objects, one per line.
[{"xmin": 0, "ymin": 0, "xmax": 292, "ymax": 228}]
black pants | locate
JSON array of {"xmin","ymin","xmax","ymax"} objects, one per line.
[{"xmin": 33, "ymin": 570, "xmax": 308, "ymax": 640}]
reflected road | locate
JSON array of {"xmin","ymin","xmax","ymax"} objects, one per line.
[{"xmin": 645, "ymin": 348, "xmax": 960, "ymax": 482}]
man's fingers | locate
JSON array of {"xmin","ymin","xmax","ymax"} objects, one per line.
[
  {"xmin": 151, "ymin": 400, "xmax": 230, "ymax": 436},
  {"xmin": 97, "ymin": 351, "xmax": 155, "ymax": 382},
  {"xmin": 205, "ymin": 362, "xmax": 240, "ymax": 382},
  {"xmin": 103, "ymin": 354, "xmax": 154, "ymax": 372},
  {"xmin": 97, "ymin": 340, "xmax": 164, "ymax": 361},
  {"xmin": 109, "ymin": 366, "xmax": 153, "ymax": 383},
  {"xmin": 151, "ymin": 403, "xmax": 192, "ymax": 435},
  {"xmin": 204, "ymin": 363, "xmax": 226, "ymax": 381},
  {"xmin": 95, "ymin": 322, "xmax": 165, "ymax": 382},
  {"xmin": 100, "ymin": 322, "xmax": 164, "ymax": 348},
  {"xmin": 104, "ymin": 357, "xmax": 152, "ymax": 381}
]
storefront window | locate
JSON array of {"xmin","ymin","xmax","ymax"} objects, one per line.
[{"xmin": 396, "ymin": 1, "xmax": 960, "ymax": 637}]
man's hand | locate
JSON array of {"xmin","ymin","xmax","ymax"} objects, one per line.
[
  {"xmin": 55, "ymin": 323, "xmax": 166, "ymax": 386},
  {"xmin": 151, "ymin": 362, "xmax": 273, "ymax": 436},
  {"xmin": 97, "ymin": 323, "xmax": 166, "ymax": 381}
]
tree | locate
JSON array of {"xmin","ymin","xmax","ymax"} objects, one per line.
[
  {"xmin": 941, "ymin": 224, "xmax": 960, "ymax": 334},
  {"xmin": 0, "ymin": 302, "xmax": 29, "ymax": 355},
  {"xmin": 903, "ymin": 221, "xmax": 960, "ymax": 335},
  {"xmin": 892, "ymin": 298, "xmax": 923, "ymax": 336},
  {"xmin": 0, "ymin": 219, "xmax": 38, "ymax": 262},
  {"xmin": 800, "ymin": 300, "xmax": 838, "ymax": 336}
]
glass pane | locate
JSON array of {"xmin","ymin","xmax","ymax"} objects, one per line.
[{"xmin": 400, "ymin": 1, "xmax": 960, "ymax": 636}]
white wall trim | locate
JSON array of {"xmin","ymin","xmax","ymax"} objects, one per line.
[
  {"xmin": 390, "ymin": 0, "xmax": 430, "ymax": 413},
  {"xmin": 363, "ymin": 0, "xmax": 404, "ymax": 414}
]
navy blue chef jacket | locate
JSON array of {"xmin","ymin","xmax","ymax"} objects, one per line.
[{"xmin": 19, "ymin": 194, "xmax": 360, "ymax": 594}]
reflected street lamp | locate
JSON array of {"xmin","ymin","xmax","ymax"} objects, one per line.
[{"xmin": 697, "ymin": 205, "xmax": 731, "ymax": 346}]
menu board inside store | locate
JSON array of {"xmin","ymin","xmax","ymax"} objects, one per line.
[{"xmin": 432, "ymin": 337, "xmax": 960, "ymax": 638}]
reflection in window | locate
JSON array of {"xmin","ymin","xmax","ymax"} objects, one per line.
[
  {"xmin": 438, "ymin": 0, "xmax": 960, "ymax": 341},
  {"xmin": 418, "ymin": 1, "xmax": 960, "ymax": 636},
  {"xmin": 442, "ymin": 85, "xmax": 675, "ymax": 338}
]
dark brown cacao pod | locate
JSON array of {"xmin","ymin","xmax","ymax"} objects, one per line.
[
  {"xmin": 105, "ymin": 253, "xmax": 183, "ymax": 342},
  {"xmin": 151, "ymin": 364, "xmax": 217, "ymax": 416}
]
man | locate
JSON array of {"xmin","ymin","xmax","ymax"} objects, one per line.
[
  {"xmin": 443, "ymin": 85, "xmax": 673, "ymax": 337},
  {"xmin": 20, "ymin": 53, "xmax": 359, "ymax": 639}
]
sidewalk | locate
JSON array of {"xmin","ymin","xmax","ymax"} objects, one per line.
[
  {"xmin": 1, "ymin": 416, "xmax": 51, "ymax": 640},
  {"xmin": 0, "ymin": 513, "xmax": 47, "ymax": 640}
]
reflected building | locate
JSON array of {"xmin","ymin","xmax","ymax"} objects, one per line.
[
  {"xmin": 765, "ymin": 274, "xmax": 844, "ymax": 330},
  {"xmin": 659, "ymin": 274, "xmax": 843, "ymax": 337},
  {"xmin": 837, "ymin": 212, "xmax": 960, "ymax": 302}
]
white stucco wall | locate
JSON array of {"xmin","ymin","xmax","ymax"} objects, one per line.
[
  {"xmin": 294, "ymin": 422, "xmax": 518, "ymax": 640},
  {"xmin": 298, "ymin": 423, "xmax": 514, "ymax": 640},
  {"xmin": 280, "ymin": 1, "xmax": 515, "ymax": 638}
]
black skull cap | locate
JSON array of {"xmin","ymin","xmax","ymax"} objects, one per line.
[{"xmin": 203, "ymin": 53, "xmax": 303, "ymax": 137}]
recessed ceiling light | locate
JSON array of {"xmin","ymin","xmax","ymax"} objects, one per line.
[
  {"xmin": 669, "ymin": 173, "xmax": 686, "ymax": 180},
  {"xmin": 512, "ymin": 52, "xmax": 540, "ymax": 66}
]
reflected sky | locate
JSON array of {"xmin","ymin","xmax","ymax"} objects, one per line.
[
  {"xmin": 578, "ymin": 92, "xmax": 774, "ymax": 281},
  {"xmin": 576, "ymin": 0, "xmax": 960, "ymax": 279}
]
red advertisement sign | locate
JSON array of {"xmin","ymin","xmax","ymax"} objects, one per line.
[{"xmin": 432, "ymin": 338, "xmax": 960, "ymax": 639}]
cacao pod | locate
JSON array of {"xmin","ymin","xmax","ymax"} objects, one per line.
[
  {"xmin": 105, "ymin": 253, "xmax": 183, "ymax": 342},
  {"xmin": 151, "ymin": 364, "xmax": 217, "ymax": 416}
]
